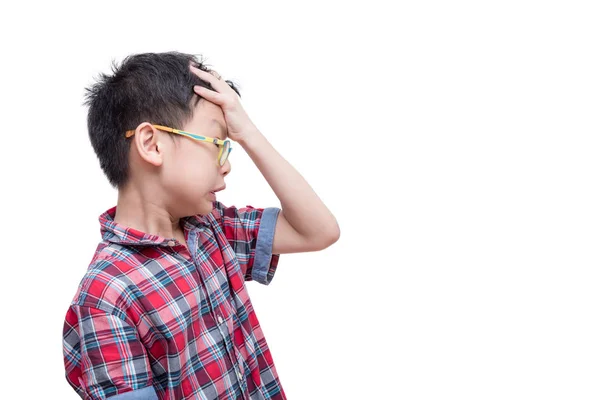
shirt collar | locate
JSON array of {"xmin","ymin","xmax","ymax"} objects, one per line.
[{"xmin": 99, "ymin": 206, "xmax": 210, "ymax": 247}]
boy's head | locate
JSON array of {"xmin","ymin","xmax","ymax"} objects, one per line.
[{"xmin": 85, "ymin": 52, "xmax": 239, "ymax": 217}]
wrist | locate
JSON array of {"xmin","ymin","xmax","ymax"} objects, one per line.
[{"xmin": 238, "ymin": 127, "xmax": 263, "ymax": 148}]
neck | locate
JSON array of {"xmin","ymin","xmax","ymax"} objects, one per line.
[{"xmin": 114, "ymin": 183, "xmax": 182, "ymax": 241}]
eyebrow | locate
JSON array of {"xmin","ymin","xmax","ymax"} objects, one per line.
[{"xmin": 211, "ymin": 119, "xmax": 227, "ymax": 140}]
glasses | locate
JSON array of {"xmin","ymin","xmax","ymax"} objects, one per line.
[{"xmin": 125, "ymin": 124, "xmax": 232, "ymax": 166}]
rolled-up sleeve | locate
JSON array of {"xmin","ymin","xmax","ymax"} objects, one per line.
[
  {"xmin": 212, "ymin": 202, "xmax": 281, "ymax": 285},
  {"xmin": 63, "ymin": 304, "xmax": 158, "ymax": 399}
]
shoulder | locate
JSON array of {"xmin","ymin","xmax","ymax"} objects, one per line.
[{"xmin": 70, "ymin": 242, "xmax": 144, "ymax": 316}]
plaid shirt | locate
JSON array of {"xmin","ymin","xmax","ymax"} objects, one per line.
[{"xmin": 62, "ymin": 202, "xmax": 286, "ymax": 400}]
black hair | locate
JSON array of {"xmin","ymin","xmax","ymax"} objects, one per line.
[{"xmin": 83, "ymin": 51, "xmax": 240, "ymax": 188}]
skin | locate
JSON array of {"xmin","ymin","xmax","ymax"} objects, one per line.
[
  {"xmin": 113, "ymin": 65, "xmax": 340, "ymax": 255},
  {"xmin": 114, "ymin": 99, "xmax": 229, "ymax": 250}
]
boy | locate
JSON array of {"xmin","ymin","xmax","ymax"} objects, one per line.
[{"xmin": 62, "ymin": 52, "xmax": 339, "ymax": 399}]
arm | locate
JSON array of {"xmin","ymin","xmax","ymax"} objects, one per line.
[
  {"xmin": 63, "ymin": 305, "xmax": 158, "ymax": 400},
  {"xmin": 239, "ymin": 130, "xmax": 340, "ymax": 254},
  {"xmin": 190, "ymin": 66, "xmax": 340, "ymax": 254}
]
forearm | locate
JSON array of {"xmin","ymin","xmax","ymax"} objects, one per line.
[{"xmin": 239, "ymin": 129, "xmax": 339, "ymax": 241}]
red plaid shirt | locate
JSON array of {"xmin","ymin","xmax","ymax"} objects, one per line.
[{"xmin": 62, "ymin": 202, "xmax": 286, "ymax": 399}]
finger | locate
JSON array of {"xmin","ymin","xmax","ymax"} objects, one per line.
[
  {"xmin": 209, "ymin": 70, "xmax": 222, "ymax": 80},
  {"xmin": 190, "ymin": 65, "xmax": 225, "ymax": 90},
  {"xmin": 193, "ymin": 85, "xmax": 225, "ymax": 106}
]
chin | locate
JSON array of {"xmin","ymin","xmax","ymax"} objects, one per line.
[
  {"xmin": 174, "ymin": 199, "xmax": 212, "ymax": 218},
  {"xmin": 194, "ymin": 200, "xmax": 215, "ymax": 217}
]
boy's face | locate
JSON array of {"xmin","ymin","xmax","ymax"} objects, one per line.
[{"xmin": 160, "ymin": 98, "xmax": 231, "ymax": 217}]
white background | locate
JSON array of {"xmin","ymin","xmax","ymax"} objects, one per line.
[{"xmin": 0, "ymin": 1, "xmax": 598, "ymax": 399}]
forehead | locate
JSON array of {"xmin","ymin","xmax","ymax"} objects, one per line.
[{"xmin": 185, "ymin": 98, "xmax": 227, "ymax": 140}]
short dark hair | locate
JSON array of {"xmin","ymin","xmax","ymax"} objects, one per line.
[{"xmin": 84, "ymin": 51, "xmax": 240, "ymax": 188}]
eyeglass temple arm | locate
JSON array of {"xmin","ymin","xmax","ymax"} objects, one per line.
[{"xmin": 126, "ymin": 125, "xmax": 228, "ymax": 145}]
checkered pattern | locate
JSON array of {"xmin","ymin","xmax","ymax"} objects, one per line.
[{"xmin": 62, "ymin": 202, "xmax": 286, "ymax": 399}]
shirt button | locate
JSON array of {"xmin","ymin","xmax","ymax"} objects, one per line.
[
  {"xmin": 167, "ymin": 240, "xmax": 176, "ymax": 247},
  {"xmin": 218, "ymin": 315, "xmax": 224, "ymax": 324},
  {"xmin": 237, "ymin": 371, "xmax": 243, "ymax": 380}
]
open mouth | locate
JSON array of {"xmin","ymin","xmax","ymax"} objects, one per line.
[{"xmin": 211, "ymin": 185, "xmax": 226, "ymax": 194}]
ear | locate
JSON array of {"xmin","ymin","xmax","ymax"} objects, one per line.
[{"xmin": 131, "ymin": 123, "xmax": 165, "ymax": 167}]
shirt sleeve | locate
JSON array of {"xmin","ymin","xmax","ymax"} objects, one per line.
[
  {"xmin": 63, "ymin": 304, "xmax": 158, "ymax": 400},
  {"xmin": 211, "ymin": 201, "xmax": 281, "ymax": 285}
]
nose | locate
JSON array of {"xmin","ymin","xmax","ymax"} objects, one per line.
[{"xmin": 220, "ymin": 158, "xmax": 231, "ymax": 177}]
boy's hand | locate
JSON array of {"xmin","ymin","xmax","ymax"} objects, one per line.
[{"xmin": 190, "ymin": 65, "xmax": 257, "ymax": 143}]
